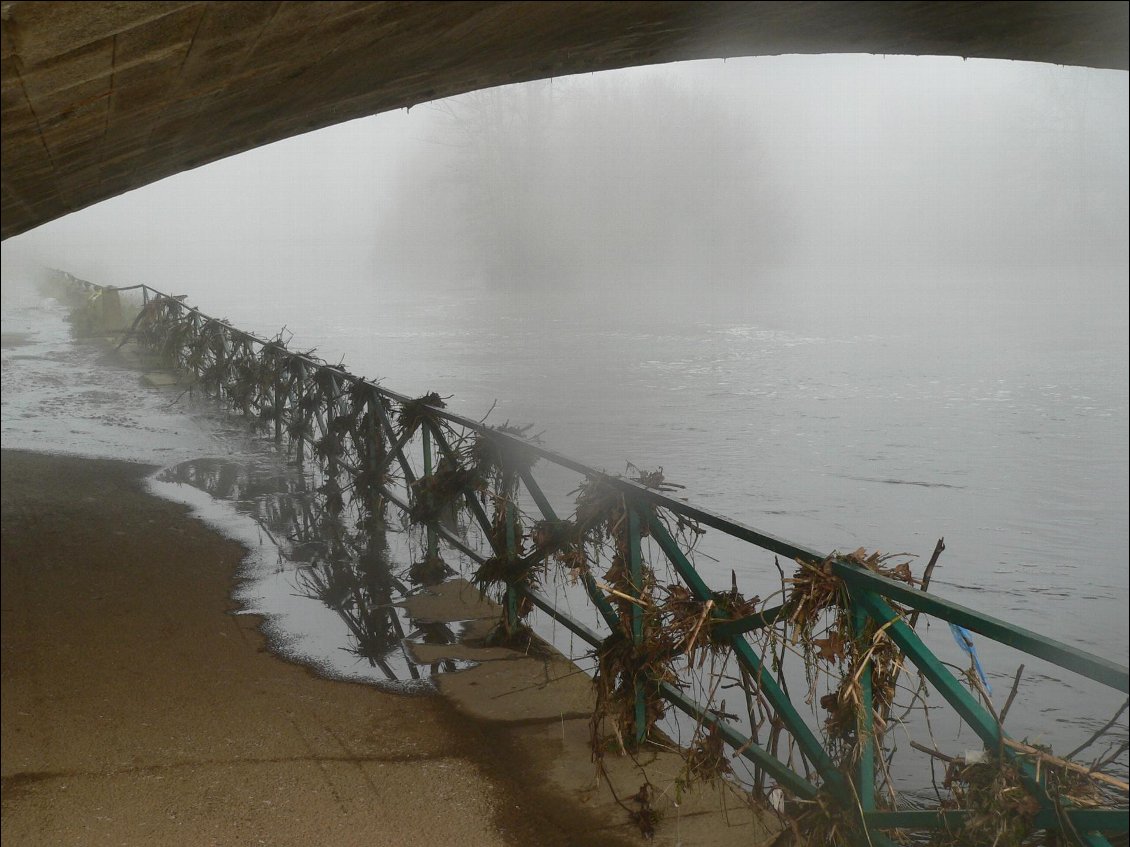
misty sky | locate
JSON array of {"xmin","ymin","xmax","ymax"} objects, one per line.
[{"xmin": 3, "ymin": 54, "xmax": 1128, "ymax": 340}]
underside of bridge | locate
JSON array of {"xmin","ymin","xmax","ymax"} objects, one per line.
[{"xmin": 2, "ymin": 1, "xmax": 1127, "ymax": 241}]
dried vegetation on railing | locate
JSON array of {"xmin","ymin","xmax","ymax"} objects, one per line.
[{"xmin": 73, "ymin": 282, "xmax": 1128, "ymax": 846}]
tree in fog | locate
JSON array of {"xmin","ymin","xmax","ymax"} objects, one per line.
[{"xmin": 377, "ymin": 72, "xmax": 786, "ymax": 295}]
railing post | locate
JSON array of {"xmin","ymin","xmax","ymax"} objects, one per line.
[
  {"xmin": 505, "ymin": 499, "xmax": 519, "ymax": 632},
  {"xmin": 628, "ymin": 504, "xmax": 647, "ymax": 745},
  {"xmin": 317, "ymin": 370, "xmax": 340, "ymax": 481},
  {"xmin": 215, "ymin": 329, "xmax": 227, "ymax": 391},
  {"xmin": 295, "ymin": 362, "xmax": 305, "ymax": 465},
  {"xmin": 851, "ymin": 601, "xmax": 877, "ymax": 817},
  {"xmin": 273, "ymin": 360, "xmax": 284, "ymax": 441},
  {"xmin": 422, "ymin": 423, "xmax": 438, "ymax": 561},
  {"xmin": 516, "ymin": 466, "xmax": 620, "ymax": 632},
  {"xmin": 366, "ymin": 394, "xmax": 384, "ymax": 519}
]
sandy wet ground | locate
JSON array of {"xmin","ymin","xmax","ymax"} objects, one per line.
[{"xmin": 0, "ymin": 450, "xmax": 651, "ymax": 846}]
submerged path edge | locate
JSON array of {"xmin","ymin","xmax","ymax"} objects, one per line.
[{"xmin": 3, "ymin": 447, "xmax": 745, "ymax": 846}]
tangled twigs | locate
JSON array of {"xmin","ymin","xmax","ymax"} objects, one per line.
[
  {"xmin": 661, "ymin": 582, "xmax": 759, "ymax": 664},
  {"xmin": 628, "ymin": 463, "xmax": 684, "ymax": 495},
  {"xmin": 784, "ymin": 548, "xmax": 916, "ymax": 646},
  {"xmin": 999, "ymin": 663, "xmax": 1025, "ymax": 726},
  {"xmin": 573, "ymin": 475, "xmax": 626, "ymax": 535},
  {"xmin": 914, "ymin": 732, "xmax": 1129, "ymax": 845},
  {"xmin": 768, "ymin": 792, "xmax": 855, "ymax": 847},
  {"xmin": 934, "ymin": 739, "xmax": 1126, "ymax": 846},
  {"xmin": 590, "ymin": 617, "xmax": 677, "ymax": 754},
  {"xmin": 1065, "ymin": 696, "xmax": 1129, "ymax": 762},
  {"xmin": 1001, "ymin": 738, "xmax": 1129, "ymax": 794},
  {"xmin": 408, "ymin": 461, "xmax": 477, "ymax": 524},
  {"xmin": 628, "ymin": 782, "xmax": 659, "ymax": 838},
  {"xmin": 396, "ymin": 391, "xmax": 447, "ymax": 437},
  {"xmin": 748, "ymin": 547, "xmax": 930, "ymax": 830},
  {"xmin": 532, "ymin": 519, "xmax": 576, "ymax": 554},
  {"xmin": 684, "ymin": 720, "xmax": 734, "ymax": 785},
  {"xmin": 408, "ymin": 553, "xmax": 453, "ymax": 586},
  {"xmin": 466, "ymin": 422, "xmax": 542, "ymax": 491},
  {"xmin": 940, "ymin": 754, "xmax": 1043, "ymax": 847}
]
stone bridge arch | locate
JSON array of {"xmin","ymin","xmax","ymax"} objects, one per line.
[{"xmin": 2, "ymin": 1, "xmax": 1127, "ymax": 240}]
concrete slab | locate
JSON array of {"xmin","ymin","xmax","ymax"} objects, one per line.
[
  {"xmin": 398, "ymin": 578, "xmax": 499, "ymax": 624},
  {"xmin": 142, "ymin": 370, "xmax": 191, "ymax": 388},
  {"xmin": 392, "ymin": 572, "xmax": 781, "ymax": 843},
  {"xmin": 408, "ymin": 642, "xmax": 517, "ymax": 664},
  {"xmin": 521, "ymin": 718, "xmax": 780, "ymax": 847},
  {"xmin": 438, "ymin": 653, "xmax": 594, "ymax": 724}
]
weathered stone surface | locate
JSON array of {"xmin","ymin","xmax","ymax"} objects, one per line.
[{"xmin": 2, "ymin": 1, "xmax": 1126, "ymax": 240}]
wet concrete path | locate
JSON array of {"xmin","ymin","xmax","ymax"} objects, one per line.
[
  {"xmin": 0, "ymin": 452, "xmax": 615, "ymax": 846},
  {"xmin": 1, "ymin": 451, "xmax": 771, "ymax": 846}
]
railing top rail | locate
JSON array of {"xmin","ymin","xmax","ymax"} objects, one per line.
[
  {"xmin": 126, "ymin": 281, "xmax": 829, "ymax": 560},
  {"xmin": 69, "ymin": 272, "xmax": 1130, "ymax": 843},
  {"xmin": 106, "ymin": 279, "xmax": 1128, "ymax": 697},
  {"xmin": 836, "ymin": 561, "xmax": 1130, "ymax": 693}
]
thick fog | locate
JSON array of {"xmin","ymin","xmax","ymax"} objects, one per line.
[
  {"xmin": 3, "ymin": 54, "xmax": 1128, "ymax": 343},
  {"xmin": 4, "ymin": 50, "xmax": 1128, "ymax": 807}
]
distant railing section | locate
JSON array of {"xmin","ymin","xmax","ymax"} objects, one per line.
[{"xmin": 64, "ymin": 274, "xmax": 1129, "ymax": 846}]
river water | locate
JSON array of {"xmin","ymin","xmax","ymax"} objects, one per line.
[
  {"xmin": 224, "ymin": 278, "xmax": 1129, "ymax": 651},
  {"xmin": 227, "ymin": 273, "xmax": 1130, "ymax": 776},
  {"xmin": 2, "ymin": 266, "xmax": 1127, "ymax": 793}
]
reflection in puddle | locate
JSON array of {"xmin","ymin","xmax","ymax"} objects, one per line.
[{"xmin": 155, "ymin": 457, "xmax": 476, "ymax": 691}]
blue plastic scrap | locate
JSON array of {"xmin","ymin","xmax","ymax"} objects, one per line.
[{"xmin": 950, "ymin": 623, "xmax": 992, "ymax": 695}]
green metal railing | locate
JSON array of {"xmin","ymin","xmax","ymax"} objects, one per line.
[{"xmin": 66, "ymin": 275, "xmax": 1129, "ymax": 845}]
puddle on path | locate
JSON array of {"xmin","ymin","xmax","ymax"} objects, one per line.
[
  {"xmin": 150, "ymin": 455, "xmax": 493, "ymax": 693},
  {"xmin": 2, "ymin": 293, "xmax": 495, "ymax": 694}
]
